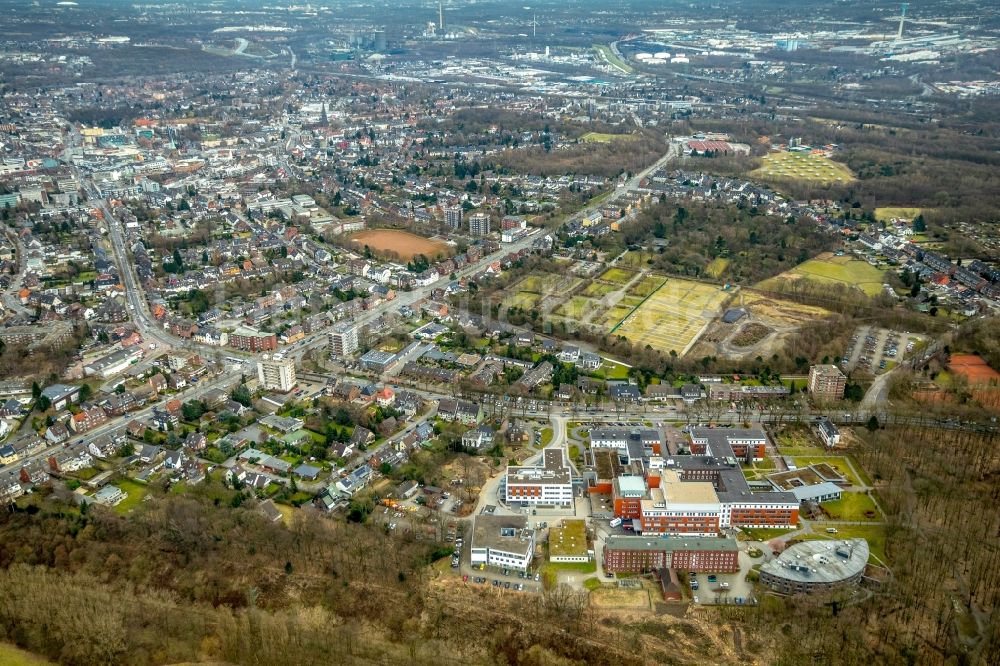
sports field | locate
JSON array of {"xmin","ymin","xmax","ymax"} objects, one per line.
[
  {"xmin": 757, "ymin": 252, "xmax": 885, "ymax": 297},
  {"xmin": 751, "ymin": 151, "xmax": 854, "ymax": 185},
  {"xmin": 348, "ymin": 229, "xmax": 452, "ymax": 261},
  {"xmin": 948, "ymin": 354, "xmax": 1000, "ymax": 385},
  {"xmin": 612, "ymin": 278, "xmax": 728, "ymax": 356}
]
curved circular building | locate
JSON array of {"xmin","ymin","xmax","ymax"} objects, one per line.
[{"xmin": 759, "ymin": 539, "xmax": 869, "ymax": 594}]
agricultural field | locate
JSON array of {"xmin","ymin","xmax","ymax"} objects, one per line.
[
  {"xmin": 348, "ymin": 229, "xmax": 452, "ymax": 261},
  {"xmin": 597, "ymin": 267, "xmax": 635, "ymax": 285},
  {"xmin": 751, "ymin": 151, "xmax": 855, "ymax": 185},
  {"xmin": 756, "ymin": 252, "xmax": 886, "ymax": 297},
  {"xmin": 612, "ymin": 278, "xmax": 729, "ymax": 356}
]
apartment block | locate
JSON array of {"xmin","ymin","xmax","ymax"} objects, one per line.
[
  {"xmin": 256, "ymin": 354, "xmax": 296, "ymax": 393},
  {"xmin": 808, "ymin": 364, "xmax": 847, "ymax": 400},
  {"xmin": 328, "ymin": 323, "xmax": 359, "ymax": 358}
]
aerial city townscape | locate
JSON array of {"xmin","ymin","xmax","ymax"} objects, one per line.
[{"xmin": 0, "ymin": 0, "xmax": 998, "ymax": 663}]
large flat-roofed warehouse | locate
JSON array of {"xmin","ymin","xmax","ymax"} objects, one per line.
[{"xmin": 760, "ymin": 539, "xmax": 869, "ymax": 594}]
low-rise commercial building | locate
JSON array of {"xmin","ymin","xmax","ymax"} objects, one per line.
[
  {"xmin": 505, "ymin": 449, "xmax": 573, "ymax": 508},
  {"xmin": 471, "ymin": 514, "xmax": 535, "ymax": 571}
]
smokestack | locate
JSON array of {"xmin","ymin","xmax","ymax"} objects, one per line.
[
  {"xmin": 896, "ymin": 3, "xmax": 908, "ymax": 40},
  {"xmin": 439, "ymin": 0, "xmax": 443, "ymax": 31}
]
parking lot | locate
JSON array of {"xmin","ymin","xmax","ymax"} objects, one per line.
[
  {"xmin": 842, "ymin": 326, "xmax": 924, "ymax": 375},
  {"xmin": 688, "ymin": 548, "xmax": 758, "ymax": 606}
]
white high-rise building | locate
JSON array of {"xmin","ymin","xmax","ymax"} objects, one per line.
[
  {"xmin": 256, "ymin": 354, "xmax": 297, "ymax": 393},
  {"xmin": 328, "ymin": 323, "xmax": 359, "ymax": 358}
]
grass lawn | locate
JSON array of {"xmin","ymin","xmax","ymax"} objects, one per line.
[
  {"xmin": 819, "ymin": 491, "xmax": 881, "ymax": 521},
  {"xmin": 774, "ymin": 428, "xmax": 827, "ymax": 455},
  {"xmin": 617, "ymin": 250, "xmax": 657, "ymax": 268},
  {"xmin": 601, "ymin": 359, "xmax": 631, "ymax": 379},
  {"xmin": 503, "ymin": 291, "xmax": 541, "ymax": 311},
  {"xmin": 757, "ymin": 252, "xmax": 885, "ymax": 298},
  {"xmin": 737, "ymin": 525, "xmax": 800, "ymax": 542},
  {"xmin": 789, "ymin": 456, "xmax": 862, "ymax": 486},
  {"xmin": 583, "ymin": 577, "xmax": 603, "ymax": 591},
  {"xmin": 627, "ymin": 275, "xmax": 664, "ymax": 298},
  {"xmin": 555, "ymin": 296, "xmax": 593, "ymax": 319},
  {"xmin": 874, "ymin": 207, "xmax": 923, "ymax": 222},
  {"xmin": 569, "ymin": 444, "xmax": 580, "ymax": 459},
  {"xmin": 592, "ymin": 44, "xmax": 632, "ymax": 73},
  {"xmin": 847, "ymin": 455, "xmax": 874, "ymax": 486},
  {"xmin": 541, "ymin": 560, "xmax": 597, "ymax": 575},
  {"xmin": 277, "ymin": 491, "xmax": 313, "ymax": 507},
  {"xmin": 74, "ymin": 467, "xmax": 99, "ymax": 481},
  {"xmin": 780, "ymin": 377, "xmax": 808, "ymax": 391},
  {"xmin": 598, "ymin": 267, "xmax": 635, "ymax": 284},
  {"xmin": 581, "ymin": 132, "xmax": 629, "ymax": 143},
  {"xmin": 276, "ymin": 503, "xmax": 296, "ymax": 524},
  {"xmin": 705, "ymin": 257, "xmax": 730, "ymax": 278},
  {"xmin": 0, "ymin": 644, "xmax": 55, "ymax": 666},
  {"xmin": 540, "ymin": 427, "xmax": 554, "ymax": 446},
  {"xmin": 113, "ymin": 479, "xmax": 150, "ymax": 514},
  {"xmin": 797, "ymin": 524, "xmax": 889, "ymax": 565},
  {"xmin": 582, "ymin": 281, "xmax": 617, "ymax": 298}
]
